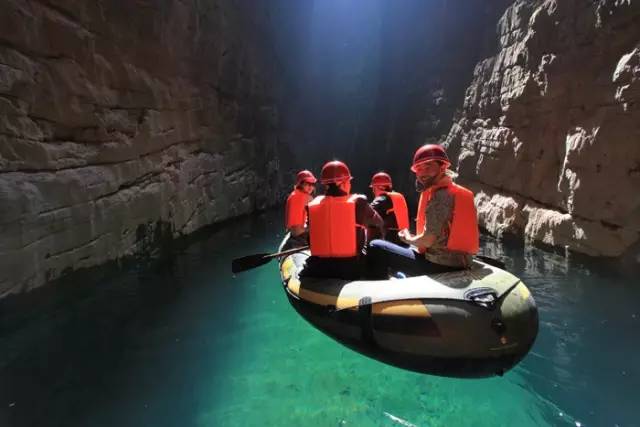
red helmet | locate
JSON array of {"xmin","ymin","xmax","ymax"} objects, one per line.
[
  {"xmin": 370, "ymin": 172, "xmax": 392, "ymax": 188},
  {"xmin": 320, "ymin": 160, "xmax": 352, "ymax": 184},
  {"xmin": 411, "ymin": 144, "xmax": 450, "ymax": 172},
  {"xmin": 295, "ymin": 170, "xmax": 317, "ymax": 185}
]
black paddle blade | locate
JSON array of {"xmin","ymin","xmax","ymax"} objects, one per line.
[{"xmin": 231, "ymin": 253, "xmax": 271, "ymax": 274}]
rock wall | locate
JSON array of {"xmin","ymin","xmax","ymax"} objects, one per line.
[
  {"xmin": 350, "ymin": 0, "xmax": 511, "ymax": 199},
  {"xmin": 444, "ymin": 0, "xmax": 640, "ymax": 257},
  {"xmin": 0, "ymin": 0, "xmax": 308, "ymax": 297},
  {"xmin": 279, "ymin": 0, "xmax": 511, "ymax": 196}
]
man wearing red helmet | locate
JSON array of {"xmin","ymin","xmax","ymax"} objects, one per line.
[
  {"xmin": 284, "ymin": 170, "xmax": 317, "ymax": 245},
  {"xmin": 368, "ymin": 172, "xmax": 409, "ymax": 245},
  {"xmin": 303, "ymin": 160, "xmax": 383, "ymax": 279},
  {"xmin": 368, "ymin": 144, "xmax": 479, "ymax": 277}
]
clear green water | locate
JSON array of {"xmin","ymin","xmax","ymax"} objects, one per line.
[{"xmin": 1, "ymin": 210, "xmax": 638, "ymax": 427}]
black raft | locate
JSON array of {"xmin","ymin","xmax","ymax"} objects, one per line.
[{"xmin": 278, "ymin": 238, "xmax": 538, "ymax": 378}]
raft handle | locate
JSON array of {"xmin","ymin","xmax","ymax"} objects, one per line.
[
  {"xmin": 464, "ymin": 287, "xmax": 499, "ymax": 310},
  {"xmin": 464, "ymin": 280, "xmax": 522, "ymax": 310}
]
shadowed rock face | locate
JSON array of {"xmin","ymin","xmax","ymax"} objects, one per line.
[
  {"xmin": 0, "ymin": 0, "xmax": 309, "ymax": 296},
  {"xmin": 444, "ymin": 0, "xmax": 640, "ymax": 257},
  {"xmin": 2, "ymin": 0, "xmax": 638, "ymax": 297}
]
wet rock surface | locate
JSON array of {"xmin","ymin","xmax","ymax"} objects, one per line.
[
  {"xmin": 444, "ymin": 0, "xmax": 640, "ymax": 256},
  {"xmin": 0, "ymin": 0, "xmax": 305, "ymax": 295}
]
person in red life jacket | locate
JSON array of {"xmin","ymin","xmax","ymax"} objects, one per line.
[
  {"xmin": 302, "ymin": 160, "xmax": 384, "ymax": 279},
  {"xmin": 368, "ymin": 172, "xmax": 410, "ymax": 245},
  {"xmin": 367, "ymin": 144, "xmax": 479, "ymax": 278},
  {"xmin": 284, "ymin": 170, "xmax": 317, "ymax": 246}
]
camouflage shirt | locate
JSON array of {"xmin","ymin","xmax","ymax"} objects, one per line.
[{"xmin": 421, "ymin": 187, "xmax": 473, "ymax": 268}]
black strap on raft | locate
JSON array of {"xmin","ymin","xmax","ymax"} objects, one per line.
[
  {"xmin": 358, "ymin": 296, "xmax": 376, "ymax": 347},
  {"xmin": 497, "ymin": 280, "xmax": 523, "ymax": 305},
  {"xmin": 475, "ymin": 255, "xmax": 506, "ymax": 269},
  {"xmin": 464, "ymin": 280, "xmax": 522, "ymax": 310}
]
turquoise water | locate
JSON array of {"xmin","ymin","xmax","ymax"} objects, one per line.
[{"xmin": 1, "ymin": 210, "xmax": 638, "ymax": 427}]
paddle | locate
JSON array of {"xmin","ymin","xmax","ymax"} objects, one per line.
[{"xmin": 231, "ymin": 246, "xmax": 309, "ymax": 274}]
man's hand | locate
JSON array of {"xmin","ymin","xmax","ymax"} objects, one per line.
[
  {"xmin": 397, "ymin": 228, "xmax": 412, "ymax": 244},
  {"xmin": 289, "ymin": 225, "xmax": 306, "ymax": 237}
]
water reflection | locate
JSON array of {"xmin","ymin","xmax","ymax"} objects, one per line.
[
  {"xmin": 0, "ymin": 211, "xmax": 638, "ymax": 427},
  {"xmin": 484, "ymin": 234, "xmax": 639, "ymax": 427}
]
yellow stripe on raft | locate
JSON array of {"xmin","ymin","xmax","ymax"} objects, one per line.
[
  {"xmin": 288, "ymin": 277, "xmax": 301, "ymax": 294},
  {"xmin": 297, "ymin": 288, "xmax": 359, "ymax": 310},
  {"xmin": 283, "ymin": 258, "xmax": 431, "ymax": 316},
  {"xmin": 517, "ymin": 282, "xmax": 531, "ymax": 300},
  {"xmin": 286, "ymin": 279, "xmax": 359, "ymax": 310},
  {"xmin": 372, "ymin": 300, "xmax": 431, "ymax": 317},
  {"xmin": 281, "ymin": 258, "xmax": 295, "ymax": 282}
]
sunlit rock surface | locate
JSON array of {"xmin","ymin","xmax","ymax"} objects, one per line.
[
  {"xmin": 0, "ymin": 0, "xmax": 306, "ymax": 296},
  {"xmin": 445, "ymin": 0, "xmax": 640, "ymax": 256}
]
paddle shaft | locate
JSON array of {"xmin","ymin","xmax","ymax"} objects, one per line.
[
  {"xmin": 273, "ymin": 245, "xmax": 310, "ymax": 259},
  {"xmin": 231, "ymin": 245, "xmax": 309, "ymax": 274}
]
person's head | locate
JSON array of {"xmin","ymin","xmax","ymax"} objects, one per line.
[
  {"xmin": 320, "ymin": 160, "xmax": 352, "ymax": 195},
  {"xmin": 411, "ymin": 144, "xmax": 450, "ymax": 190},
  {"xmin": 295, "ymin": 170, "xmax": 317, "ymax": 195},
  {"xmin": 369, "ymin": 172, "xmax": 392, "ymax": 198}
]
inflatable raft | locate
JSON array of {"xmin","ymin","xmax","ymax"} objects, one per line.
[{"xmin": 278, "ymin": 242, "xmax": 538, "ymax": 378}]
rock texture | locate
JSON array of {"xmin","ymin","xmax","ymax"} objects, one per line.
[
  {"xmin": 444, "ymin": 0, "xmax": 640, "ymax": 256},
  {"xmin": 0, "ymin": 0, "xmax": 307, "ymax": 296}
]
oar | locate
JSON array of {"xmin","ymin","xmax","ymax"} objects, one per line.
[{"xmin": 231, "ymin": 246, "xmax": 309, "ymax": 274}]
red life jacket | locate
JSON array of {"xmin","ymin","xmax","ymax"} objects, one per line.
[
  {"xmin": 385, "ymin": 191, "xmax": 410, "ymax": 230},
  {"xmin": 285, "ymin": 188, "xmax": 311, "ymax": 229},
  {"xmin": 308, "ymin": 194, "xmax": 361, "ymax": 258},
  {"xmin": 415, "ymin": 182, "xmax": 479, "ymax": 255}
]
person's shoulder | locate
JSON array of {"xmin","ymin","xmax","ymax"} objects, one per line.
[
  {"xmin": 350, "ymin": 193, "xmax": 370, "ymax": 205},
  {"xmin": 372, "ymin": 193, "xmax": 392, "ymax": 205},
  {"xmin": 288, "ymin": 188, "xmax": 301, "ymax": 197},
  {"xmin": 451, "ymin": 182, "xmax": 475, "ymax": 196},
  {"xmin": 289, "ymin": 190, "xmax": 310, "ymax": 205},
  {"xmin": 431, "ymin": 187, "xmax": 454, "ymax": 203}
]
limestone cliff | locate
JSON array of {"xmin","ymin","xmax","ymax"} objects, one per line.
[
  {"xmin": 0, "ymin": 0, "xmax": 307, "ymax": 296},
  {"xmin": 444, "ymin": 0, "xmax": 640, "ymax": 257}
]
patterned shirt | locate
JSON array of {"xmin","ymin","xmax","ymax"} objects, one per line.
[{"xmin": 422, "ymin": 187, "xmax": 472, "ymax": 267}]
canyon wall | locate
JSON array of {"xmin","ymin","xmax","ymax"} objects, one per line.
[
  {"xmin": 0, "ymin": 0, "xmax": 309, "ymax": 296},
  {"xmin": 444, "ymin": 0, "xmax": 640, "ymax": 257}
]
